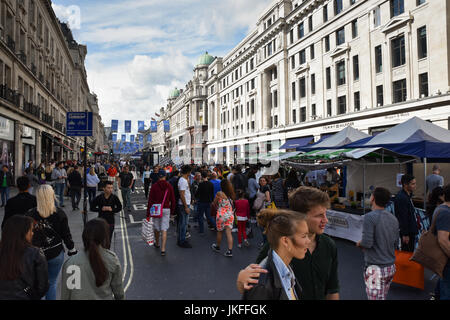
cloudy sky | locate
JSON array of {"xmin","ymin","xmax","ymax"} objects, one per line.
[{"xmin": 52, "ymin": 0, "xmax": 273, "ymax": 134}]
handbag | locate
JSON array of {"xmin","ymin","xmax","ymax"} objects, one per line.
[
  {"xmin": 410, "ymin": 209, "xmax": 448, "ymax": 278},
  {"xmin": 392, "ymin": 250, "xmax": 424, "ymax": 290},
  {"xmin": 253, "ymin": 191, "xmax": 266, "ymax": 211},
  {"xmin": 266, "ymin": 201, "xmax": 277, "ymax": 209},
  {"xmin": 149, "ymin": 189, "xmax": 168, "ymax": 218},
  {"xmin": 141, "ymin": 217, "xmax": 155, "ymax": 246}
]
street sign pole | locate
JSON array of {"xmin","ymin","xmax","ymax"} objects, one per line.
[{"xmin": 83, "ymin": 134, "xmax": 88, "ymax": 226}]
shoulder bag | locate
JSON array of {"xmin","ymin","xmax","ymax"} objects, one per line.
[{"xmin": 149, "ymin": 188, "xmax": 168, "ymax": 218}]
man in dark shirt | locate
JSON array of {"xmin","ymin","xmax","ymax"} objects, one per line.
[
  {"xmin": 195, "ymin": 171, "xmax": 215, "ymax": 233},
  {"xmin": 91, "ymin": 181, "xmax": 122, "ymax": 244},
  {"xmin": 118, "ymin": 165, "xmax": 134, "ymax": 212},
  {"xmin": 434, "ymin": 184, "xmax": 450, "ymax": 300},
  {"xmin": 237, "ymin": 186, "xmax": 340, "ymax": 300},
  {"xmin": 2, "ymin": 176, "xmax": 37, "ymax": 229},
  {"xmin": 150, "ymin": 166, "xmax": 160, "ymax": 185},
  {"xmin": 394, "ymin": 174, "xmax": 419, "ymax": 252},
  {"xmin": 67, "ymin": 165, "xmax": 83, "ymax": 211}
]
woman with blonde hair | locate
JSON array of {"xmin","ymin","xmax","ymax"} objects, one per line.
[
  {"xmin": 243, "ymin": 209, "xmax": 310, "ymax": 300},
  {"xmin": 26, "ymin": 184, "xmax": 77, "ymax": 300}
]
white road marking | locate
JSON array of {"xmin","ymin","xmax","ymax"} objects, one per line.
[
  {"xmin": 128, "ymin": 214, "xmax": 142, "ymax": 224},
  {"xmin": 133, "ymin": 204, "xmax": 147, "ymax": 211},
  {"xmin": 118, "ymin": 190, "xmax": 128, "ymax": 283}
]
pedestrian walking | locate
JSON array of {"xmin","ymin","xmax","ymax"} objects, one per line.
[
  {"xmin": 51, "ymin": 161, "xmax": 68, "ymax": 207},
  {"xmin": 211, "ymin": 187, "xmax": 235, "ymax": 257},
  {"xmin": 97, "ymin": 166, "xmax": 109, "ymax": 192},
  {"xmin": 26, "ymin": 185, "xmax": 77, "ymax": 300},
  {"xmin": 426, "ymin": 187, "xmax": 444, "ymax": 227},
  {"xmin": 147, "ymin": 171, "xmax": 175, "ymax": 256},
  {"xmin": 24, "ymin": 167, "xmax": 39, "ymax": 196},
  {"xmin": 118, "ymin": 166, "xmax": 134, "ymax": 212},
  {"xmin": 61, "ymin": 218, "xmax": 125, "ymax": 300},
  {"xmin": 285, "ymin": 169, "xmax": 302, "ymax": 196},
  {"xmin": 67, "ymin": 165, "xmax": 83, "ymax": 211},
  {"xmin": 150, "ymin": 166, "xmax": 160, "ymax": 185},
  {"xmin": 394, "ymin": 174, "xmax": 419, "ymax": 252},
  {"xmin": 243, "ymin": 209, "xmax": 309, "ymax": 300},
  {"xmin": 235, "ymin": 189, "xmax": 250, "ymax": 248},
  {"xmin": 0, "ymin": 215, "xmax": 49, "ymax": 300},
  {"xmin": 195, "ymin": 171, "xmax": 215, "ymax": 233},
  {"xmin": 0, "ymin": 165, "xmax": 14, "ymax": 207},
  {"xmin": 356, "ymin": 187, "xmax": 399, "ymax": 300},
  {"xmin": 36, "ymin": 163, "xmax": 46, "ymax": 185},
  {"xmin": 130, "ymin": 166, "xmax": 138, "ymax": 192},
  {"xmin": 177, "ymin": 165, "xmax": 193, "ymax": 248},
  {"xmin": 210, "ymin": 172, "xmax": 221, "ymax": 199},
  {"xmin": 237, "ymin": 186, "xmax": 340, "ymax": 300},
  {"xmin": 91, "ymin": 181, "xmax": 123, "ymax": 244},
  {"xmin": 44, "ymin": 164, "xmax": 53, "ymax": 185},
  {"xmin": 86, "ymin": 166, "xmax": 100, "ymax": 209},
  {"xmin": 107, "ymin": 163, "xmax": 119, "ymax": 191},
  {"xmin": 426, "ymin": 165, "xmax": 444, "ymax": 195},
  {"xmin": 143, "ymin": 165, "xmax": 151, "ymax": 199},
  {"xmin": 272, "ymin": 172, "xmax": 288, "ymax": 209},
  {"xmin": 2, "ymin": 176, "xmax": 37, "ymax": 229}
]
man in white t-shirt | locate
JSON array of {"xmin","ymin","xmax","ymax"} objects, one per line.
[{"xmin": 177, "ymin": 165, "xmax": 192, "ymax": 248}]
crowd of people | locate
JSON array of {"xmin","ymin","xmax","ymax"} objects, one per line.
[{"xmin": 0, "ymin": 158, "xmax": 448, "ymax": 301}]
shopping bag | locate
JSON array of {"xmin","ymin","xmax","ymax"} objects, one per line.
[
  {"xmin": 141, "ymin": 217, "xmax": 155, "ymax": 246},
  {"xmin": 149, "ymin": 189, "xmax": 168, "ymax": 218},
  {"xmin": 392, "ymin": 250, "xmax": 424, "ymax": 290}
]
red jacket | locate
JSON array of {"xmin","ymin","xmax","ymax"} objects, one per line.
[{"xmin": 147, "ymin": 180, "xmax": 176, "ymax": 216}]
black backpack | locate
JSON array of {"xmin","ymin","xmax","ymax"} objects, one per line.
[{"xmin": 26, "ymin": 210, "xmax": 62, "ymax": 255}]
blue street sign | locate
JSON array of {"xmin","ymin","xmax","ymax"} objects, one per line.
[{"xmin": 67, "ymin": 112, "xmax": 93, "ymax": 137}]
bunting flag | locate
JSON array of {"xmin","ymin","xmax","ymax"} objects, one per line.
[
  {"xmin": 138, "ymin": 121, "xmax": 145, "ymax": 132},
  {"xmin": 111, "ymin": 120, "xmax": 119, "ymax": 132},
  {"xmin": 139, "ymin": 134, "xmax": 144, "ymax": 143},
  {"xmin": 125, "ymin": 120, "xmax": 132, "ymax": 133},
  {"xmin": 150, "ymin": 121, "xmax": 157, "ymax": 132},
  {"xmin": 147, "ymin": 134, "xmax": 152, "ymax": 143},
  {"xmin": 130, "ymin": 135, "xmax": 135, "ymax": 142},
  {"xmin": 163, "ymin": 120, "xmax": 170, "ymax": 132},
  {"xmin": 112, "ymin": 133, "xmax": 117, "ymax": 142},
  {"xmin": 121, "ymin": 134, "xmax": 126, "ymax": 141}
]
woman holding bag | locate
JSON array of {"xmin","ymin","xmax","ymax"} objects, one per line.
[{"xmin": 147, "ymin": 170, "xmax": 175, "ymax": 256}]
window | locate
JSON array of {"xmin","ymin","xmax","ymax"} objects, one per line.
[
  {"xmin": 247, "ymin": 102, "xmax": 249, "ymax": 115},
  {"xmin": 391, "ymin": 35, "xmax": 405, "ymax": 67},
  {"xmin": 353, "ymin": 55, "xmax": 359, "ymax": 81},
  {"xmin": 290, "ymin": 29, "xmax": 294, "ymax": 44},
  {"xmin": 298, "ymin": 22, "xmax": 304, "ymax": 39},
  {"xmin": 354, "ymin": 92, "xmax": 360, "ymax": 111},
  {"xmin": 323, "ymin": 4, "xmax": 328, "ymax": 22},
  {"xmin": 312, "ymin": 104, "xmax": 316, "ymax": 117},
  {"xmin": 299, "ymin": 49, "xmax": 306, "ymax": 64},
  {"xmin": 326, "ymin": 67, "xmax": 331, "ymax": 89},
  {"xmin": 419, "ymin": 73, "xmax": 428, "ymax": 97},
  {"xmin": 375, "ymin": 45, "xmax": 382, "ymax": 73},
  {"xmin": 393, "ymin": 79, "xmax": 407, "ymax": 103},
  {"xmin": 251, "ymin": 99, "xmax": 255, "ymax": 114},
  {"xmin": 327, "ymin": 100, "xmax": 332, "ymax": 116},
  {"xmin": 334, "ymin": 0, "xmax": 343, "ymax": 15},
  {"xmin": 310, "ymin": 44, "xmax": 315, "ymax": 60},
  {"xmin": 274, "ymin": 115, "xmax": 278, "ymax": 127},
  {"xmin": 311, "ymin": 74, "xmax": 316, "ymax": 95},
  {"xmin": 417, "ymin": 26, "xmax": 427, "ymax": 59},
  {"xmin": 373, "ymin": 7, "xmax": 381, "ymax": 27},
  {"xmin": 417, "ymin": 0, "xmax": 425, "ymax": 5},
  {"xmin": 293, "ymin": 109, "xmax": 297, "ymax": 124},
  {"xmin": 267, "ymin": 42, "xmax": 273, "ymax": 57},
  {"xmin": 325, "ymin": 35, "xmax": 330, "ymax": 52},
  {"xmin": 336, "ymin": 27, "xmax": 345, "ymax": 45},
  {"xmin": 336, "ymin": 60, "xmax": 346, "ymax": 86},
  {"xmin": 292, "ymin": 82, "xmax": 296, "ymax": 101},
  {"xmin": 250, "ymin": 58, "xmax": 254, "ymax": 70},
  {"xmin": 300, "ymin": 107, "xmax": 306, "ymax": 122},
  {"xmin": 241, "ymin": 105, "xmax": 243, "ymax": 117},
  {"xmin": 352, "ymin": 20, "xmax": 358, "ymax": 38},
  {"xmin": 273, "ymin": 90, "xmax": 278, "ymax": 108},
  {"xmin": 291, "ymin": 56, "xmax": 296, "ymax": 69},
  {"xmin": 309, "ymin": 16, "xmax": 313, "ymax": 32},
  {"xmin": 376, "ymin": 85, "xmax": 384, "ymax": 106},
  {"xmin": 300, "ymin": 77, "xmax": 306, "ymax": 98},
  {"xmin": 251, "ymin": 78, "xmax": 255, "ymax": 90},
  {"xmin": 351, "ymin": 0, "xmax": 356, "ymax": 5},
  {"xmin": 390, "ymin": 0, "xmax": 404, "ymax": 18},
  {"xmin": 251, "ymin": 121, "xmax": 255, "ymax": 131},
  {"xmin": 338, "ymin": 96, "xmax": 346, "ymax": 114}
]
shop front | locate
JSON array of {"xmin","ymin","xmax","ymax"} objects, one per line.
[
  {"xmin": 22, "ymin": 125, "xmax": 36, "ymax": 171},
  {"xmin": 0, "ymin": 115, "xmax": 14, "ymax": 172}
]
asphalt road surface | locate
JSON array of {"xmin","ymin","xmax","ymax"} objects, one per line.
[{"xmin": 0, "ymin": 180, "xmax": 439, "ymax": 300}]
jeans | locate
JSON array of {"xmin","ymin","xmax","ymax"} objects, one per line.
[
  {"xmin": 197, "ymin": 202, "xmax": 212, "ymax": 233},
  {"xmin": 54, "ymin": 183, "xmax": 65, "ymax": 207},
  {"xmin": 121, "ymin": 187, "xmax": 131, "ymax": 210},
  {"xmin": 45, "ymin": 250, "xmax": 64, "ymax": 300},
  {"xmin": 70, "ymin": 188, "xmax": 81, "ymax": 209},
  {"xmin": 0, "ymin": 186, "xmax": 9, "ymax": 206},
  {"xmin": 86, "ymin": 187, "xmax": 97, "ymax": 208},
  {"xmin": 177, "ymin": 205, "xmax": 189, "ymax": 244},
  {"xmin": 144, "ymin": 178, "xmax": 151, "ymax": 199},
  {"xmin": 438, "ymin": 264, "xmax": 450, "ymax": 300}
]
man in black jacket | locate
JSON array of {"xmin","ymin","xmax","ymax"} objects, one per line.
[
  {"xmin": 195, "ymin": 171, "xmax": 214, "ymax": 233},
  {"xmin": 394, "ymin": 174, "xmax": 419, "ymax": 252},
  {"xmin": 91, "ymin": 181, "xmax": 123, "ymax": 244},
  {"xmin": 67, "ymin": 165, "xmax": 83, "ymax": 211},
  {"xmin": 1, "ymin": 176, "xmax": 37, "ymax": 229},
  {"xmin": 232, "ymin": 165, "xmax": 248, "ymax": 193},
  {"xmin": 0, "ymin": 165, "xmax": 14, "ymax": 207}
]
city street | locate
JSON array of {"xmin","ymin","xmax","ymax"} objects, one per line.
[{"xmin": 0, "ymin": 179, "xmax": 436, "ymax": 300}]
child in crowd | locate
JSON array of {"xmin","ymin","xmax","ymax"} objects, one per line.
[{"xmin": 235, "ymin": 190, "xmax": 250, "ymax": 248}]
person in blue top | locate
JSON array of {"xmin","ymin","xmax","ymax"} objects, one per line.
[{"xmin": 210, "ymin": 172, "xmax": 221, "ymax": 198}]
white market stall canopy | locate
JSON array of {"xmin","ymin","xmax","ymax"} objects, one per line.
[{"xmin": 300, "ymin": 126, "xmax": 370, "ymax": 151}]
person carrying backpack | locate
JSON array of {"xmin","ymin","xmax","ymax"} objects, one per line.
[{"xmin": 26, "ymin": 185, "xmax": 77, "ymax": 300}]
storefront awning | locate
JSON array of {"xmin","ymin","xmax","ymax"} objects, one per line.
[{"xmin": 280, "ymin": 136, "xmax": 314, "ymax": 149}]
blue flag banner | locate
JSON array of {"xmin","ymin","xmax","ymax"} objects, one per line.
[
  {"xmin": 139, "ymin": 143, "xmax": 144, "ymax": 149},
  {"xmin": 112, "ymin": 134, "xmax": 117, "ymax": 142},
  {"xmin": 139, "ymin": 134, "xmax": 143, "ymax": 143},
  {"xmin": 121, "ymin": 134, "xmax": 126, "ymax": 141},
  {"xmin": 125, "ymin": 120, "xmax": 132, "ymax": 133},
  {"xmin": 150, "ymin": 121, "xmax": 157, "ymax": 132},
  {"xmin": 138, "ymin": 121, "xmax": 145, "ymax": 132},
  {"xmin": 111, "ymin": 120, "xmax": 119, "ymax": 132},
  {"xmin": 147, "ymin": 134, "xmax": 152, "ymax": 143},
  {"xmin": 164, "ymin": 120, "xmax": 170, "ymax": 132},
  {"xmin": 130, "ymin": 135, "xmax": 135, "ymax": 142}
]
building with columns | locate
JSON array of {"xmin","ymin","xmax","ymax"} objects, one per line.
[
  {"xmin": 206, "ymin": 0, "xmax": 450, "ymax": 165},
  {"xmin": 0, "ymin": 0, "xmax": 104, "ymax": 178}
]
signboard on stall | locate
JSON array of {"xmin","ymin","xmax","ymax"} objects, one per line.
[{"xmin": 324, "ymin": 210, "xmax": 364, "ymax": 243}]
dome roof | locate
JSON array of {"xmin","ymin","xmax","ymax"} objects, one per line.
[
  {"xmin": 197, "ymin": 51, "xmax": 214, "ymax": 66},
  {"xmin": 168, "ymin": 87, "xmax": 180, "ymax": 99}
]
